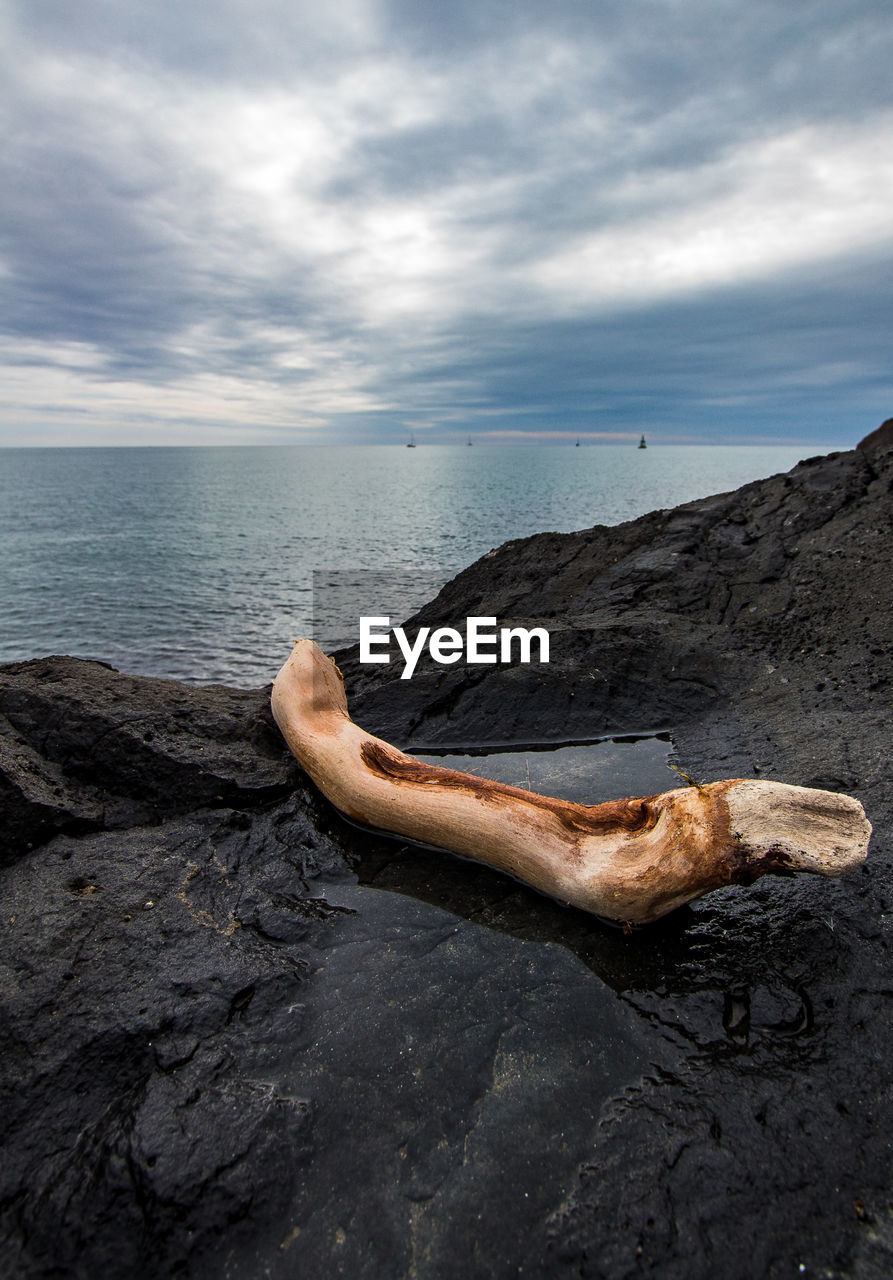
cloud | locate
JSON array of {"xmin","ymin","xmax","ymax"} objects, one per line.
[
  {"xmin": 1, "ymin": 0, "xmax": 892, "ymax": 444},
  {"xmin": 528, "ymin": 119, "xmax": 893, "ymax": 310}
]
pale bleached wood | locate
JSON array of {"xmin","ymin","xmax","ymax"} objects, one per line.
[{"xmin": 271, "ymin": 640, "xmax": 871, "ymax": 924}]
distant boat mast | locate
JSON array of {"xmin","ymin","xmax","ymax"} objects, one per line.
[
  {"xmin": 638, "ymin": 433, "xmax": 647, "ymax": 449},
  {"xmin": 407, "ymin": 432, "xmax": 417, "ymax": 448}
]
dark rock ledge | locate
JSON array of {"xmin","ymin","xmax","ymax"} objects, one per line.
[{"xmin": 1, "ymin": 422, "xmax": 891, "ymax": 1280}]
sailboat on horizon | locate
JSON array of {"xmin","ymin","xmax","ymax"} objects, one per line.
[
  {"xmin": 638, "ymin": 433, "xmax": 647, "ymax": 449},
  {"xmin": 407, "ymin": 432, "xmax": 417, "ymax": 448}
]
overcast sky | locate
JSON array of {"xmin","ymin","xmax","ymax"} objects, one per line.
[{"xmin": 2, "ymin": 0, "xmax": 891, "ymax": 446}]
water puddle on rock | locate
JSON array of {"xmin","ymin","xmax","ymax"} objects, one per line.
[
  {"xmin": 341, "ymin": 733, "xmax": 684, "ymax": 966},
  {"xmin": 412, "ymin": 733, "xmax": 675, "ymax": 806},
  {"xmin": 324, "ymin": 734, "xmax": 820, "ymax": 1048}
]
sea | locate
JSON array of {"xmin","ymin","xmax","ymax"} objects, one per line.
[{"xmin": 0, "ymin": 443, "xmax": 819, "ymax": 688}]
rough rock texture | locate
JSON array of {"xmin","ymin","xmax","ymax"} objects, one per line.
[
  {"xmin": 1, "ymin": 422, "xmax": 891, "ymax": 1278},
  {"xmin": 343, "ymin": 422, "xmax": 891, "ymax": 766}
]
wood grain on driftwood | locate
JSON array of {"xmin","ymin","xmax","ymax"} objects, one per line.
[{"xmin": 271, "ymin": 640, "xmax": 871, "ymax": 924}]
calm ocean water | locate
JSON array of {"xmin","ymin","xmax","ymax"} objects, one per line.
[{"xmin": 0, "ymin": 444, "xmax": 817, "ymax": 687}]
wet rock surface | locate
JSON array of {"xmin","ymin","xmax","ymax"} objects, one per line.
[{"xmin": 2, "ymin": 422, "xmax": 891, "ymax": 1278}]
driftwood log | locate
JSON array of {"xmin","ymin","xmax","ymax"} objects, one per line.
[{"xmin": 271, "ymin": 640, "xmax": 871, "ymax": 925}]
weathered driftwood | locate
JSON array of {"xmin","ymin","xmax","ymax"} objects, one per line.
[{"xmin": 271, "ymin": 639, "xmax": 872, "ymax": 925}]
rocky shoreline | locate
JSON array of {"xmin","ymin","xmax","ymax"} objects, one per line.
[{"xmin": 1, "ymin": 421, "xmax": 891, "ymax": 1278}]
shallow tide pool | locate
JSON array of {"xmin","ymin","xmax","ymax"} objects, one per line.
[{"xmin": 413, "ymin": 734, "xmax": 676, "ymax": 806}]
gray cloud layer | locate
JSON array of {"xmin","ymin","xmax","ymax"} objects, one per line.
[{"xmin": 2, "ymin": 0, "xmax": 892, "ymax": 444}]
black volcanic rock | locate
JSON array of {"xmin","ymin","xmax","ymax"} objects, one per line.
[
  {"xmin": 0, "ymin": 659, "xmax": 294, "ymax": 862},
  {"xmin": 1, "ymin": 424, "xmax": 891, "ymax": 1279},
  {"xmin": 341, "ymin": 426, "xmax": 891, "ymax": 764}
]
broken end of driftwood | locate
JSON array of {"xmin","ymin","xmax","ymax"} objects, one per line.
[
  {"xmin": 272, "ymin": 639, "xmax": 871, "ymax": 924},
  {"xmin": 724, "ymin": 778, "xmax": 870, "ymax": 879}
]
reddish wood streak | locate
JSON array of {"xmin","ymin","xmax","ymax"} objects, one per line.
[{"xmin": 359, "ymin": 740, "xmax": 659, "ymax": 837}]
